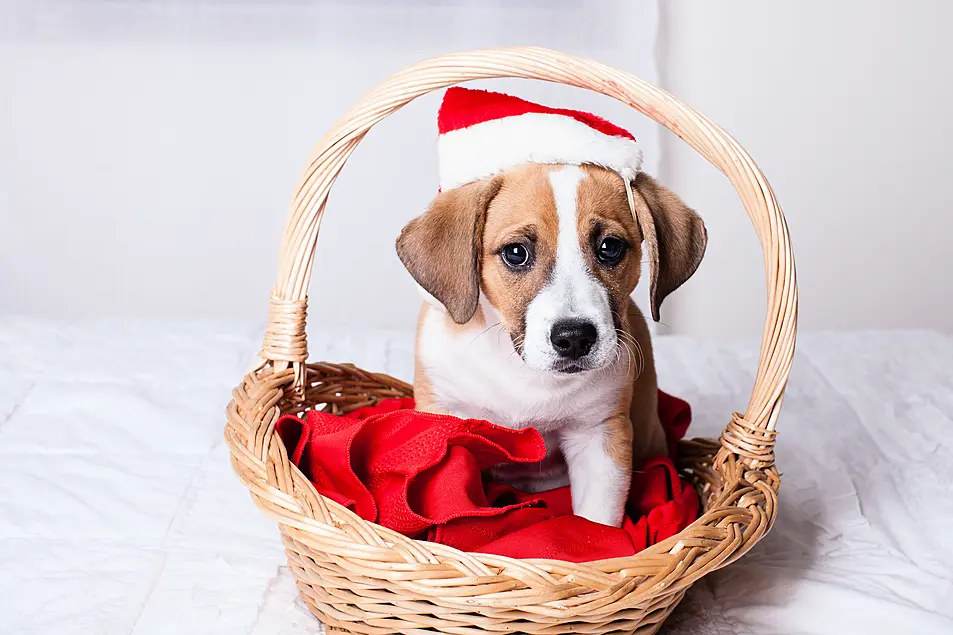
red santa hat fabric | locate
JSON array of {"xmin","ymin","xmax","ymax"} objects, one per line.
[{"xmin": 437, "ymin": 87, "xmax": 643, "ymax": 191}]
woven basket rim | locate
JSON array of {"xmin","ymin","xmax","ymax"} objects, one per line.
[{"xmin": 227, "ymin": 362, "xmax": 778, "ymax": 573}]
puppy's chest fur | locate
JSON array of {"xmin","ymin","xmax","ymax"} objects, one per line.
[{"xmin": 416, "ymin": 301, "xmax": 629, "ymax": 442}]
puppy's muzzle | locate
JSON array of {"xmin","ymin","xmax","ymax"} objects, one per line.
[{"xmin": 550, "ymin": 319, "xmax": 598, "ymax": 361}]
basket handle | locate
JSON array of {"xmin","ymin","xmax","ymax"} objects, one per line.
[{"xmin": 260, "ymin": 47, "xmax": 797, "ymax": 467}]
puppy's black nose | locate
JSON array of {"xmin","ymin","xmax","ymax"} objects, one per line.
[{"xmin": 550, "ymin": 320, "xmax": 598, "ymax": 360}]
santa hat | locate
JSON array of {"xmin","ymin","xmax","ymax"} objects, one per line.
[{"xmin": 437, "ymin": 87, "xmax": 643, "ymax": 191}]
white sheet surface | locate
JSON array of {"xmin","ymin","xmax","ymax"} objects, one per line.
[{"xmin": 1, "ymin": 318, "xmax": 951, "ymax": 635}]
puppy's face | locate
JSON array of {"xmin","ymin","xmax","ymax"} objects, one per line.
[
  {"xmin": 479, "ymin": 164, "xmax": 639, "ymax": 372},
  {"xmin": 397, "ymin": 163, "xmax": 706, "ymax": 374}
]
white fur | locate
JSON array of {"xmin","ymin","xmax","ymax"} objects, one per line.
[
  {"xmin": 438, "ymin": 112, "xmax": 643, "ymax": 191},
  {"xmin": 562, "ymin": 425, "xmax": 630, "ymax": 527},
  {"xmin": 416, "ymin": 166, "xmax": 631, "ymax": 527},
  {"xmin": 522, "ymin": 166, "xmax": 618, "ymax": 372}
]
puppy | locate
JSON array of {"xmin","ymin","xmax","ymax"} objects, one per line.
[{"xmin": 396, "ymin": 163, "xmax": 706, "ymax": 527}]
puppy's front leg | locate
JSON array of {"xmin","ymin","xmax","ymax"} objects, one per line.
[{"xmin": 560, "ymin": 418, "xmax": 632, "ymax": 527}]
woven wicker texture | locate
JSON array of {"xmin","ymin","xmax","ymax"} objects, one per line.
[{"xmin": 226, "ymin": 47, "xmax": 797, "ymax": 635}]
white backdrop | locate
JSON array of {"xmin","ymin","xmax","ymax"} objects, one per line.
[
  {"xmin": 2, "ymin": 1, "xmax": 951, "ymax": 336},
  {"xmin": 0, "ymin": 0, "xmax": 660, "ymax": 333},
  {"xmin": 657, "ymin": 0, "xmax": 953, "ymax": 336}
]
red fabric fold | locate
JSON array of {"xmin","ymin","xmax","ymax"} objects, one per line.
[{"xmin": 276, "ymin": 391, "xmax": 698, "ymax": 563}]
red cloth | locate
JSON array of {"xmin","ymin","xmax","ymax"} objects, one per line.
[{"xmin": 276, "ymin": 392, "xmax": 698, "ymax": 563}]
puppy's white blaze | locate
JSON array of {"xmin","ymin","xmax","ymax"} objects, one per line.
[{"xmin": 523, "ymin": 166, "xmax": 619, "ymax": 372}]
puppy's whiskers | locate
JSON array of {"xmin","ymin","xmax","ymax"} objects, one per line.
[
  {"xmin": 507, "ymin": 334, "xmax": 526, "ymax": 362},
  {"xmin": 608, "ymin": 308, "xmax": 647, "ymax": 378},
  {"xmin": 465, "ymin": 321, "xmax": 503, "ymax": 351},
  {"xmin": 620, "ymin": 338, "xmax": 635, "ymax": 380},
  {"xmin": 614, "ymin": 328, "xmax": 644, "ymax": 379},
  {"xmin": 626, "ymin": 309, "xmax": 671, "ymax": 330},
  {"xmin": 608, "ymin": 339, "xmax": 630, "ymax": 380}
]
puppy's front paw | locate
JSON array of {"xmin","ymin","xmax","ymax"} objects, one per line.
[
  {"xmin": 561, "ymin": 423, "xmax": 632, "ymax": 528},
  {"xmin": 574, "ymin": 500, "xmax": 625, "ymax": 528}
]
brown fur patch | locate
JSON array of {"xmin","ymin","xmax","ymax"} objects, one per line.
[
  {"xmin": 480, "ymin": 164, "xmax": 559, "ymax": 352},
  {"xmin": 631, "ymin": 173, "xmax": 708, "ymax": 321},
  {"xmin": 412, "ymin": 304, "xmax": 438, "ymax": 413},
  {"xmin": 602, "ymin": 301, "xmax": 667, "ymax": 469},
  {"xmin": 396, "ymin": 176, "xmax": 503, "ymax": 324},
  {"xmin": 625, "ymin": 301, "xmax": 668, "ymax": 460},
  {"xmin": 411, "ymin": 304, "xmax": 458, "ymax": 415},
  {"xmin": 553, "ymin": 167, "xmax": 672, "ymax": 464},
  {"xmin": 604, "ymin": 412, "xmax": 634, "ymax": 471},
  {"xmin": 575, "ymin": 165, "xmax": 645, "ymax": 325}
]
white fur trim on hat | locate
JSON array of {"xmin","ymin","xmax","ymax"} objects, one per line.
[{"xmin": 438, "ymin": 112, "xmax": 643, "ymax": 191}]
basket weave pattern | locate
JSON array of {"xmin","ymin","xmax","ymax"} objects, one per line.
[{"xmin": 226, "ymin": 47, "xmax": 797, "ymax": 635}]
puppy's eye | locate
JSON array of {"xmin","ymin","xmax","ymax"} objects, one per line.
[
  {"xmin": 596, "ymin": 237, "xmax": 627, "ymax": 265},
  {"xmin": 501, "ymin": 243, "xmax": 532, "ymax": 269}
]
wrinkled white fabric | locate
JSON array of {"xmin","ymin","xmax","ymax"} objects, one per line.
[{"xmin": 0, "ymin": 318, "xmax": 950, "ymax": 634}]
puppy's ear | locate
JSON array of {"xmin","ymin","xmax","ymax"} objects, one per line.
[
  {"xmin": 396, "ymin": 176, "xmax": 503, "ymax": 324},
  {"xmin": 632, "ymin": 173, "xmax": 708, "ymax": 321}
]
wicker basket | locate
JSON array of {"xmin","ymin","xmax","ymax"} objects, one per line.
[{"xmin": 225, "ymin": 47, "xmax": 797, "ymax": 635}]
